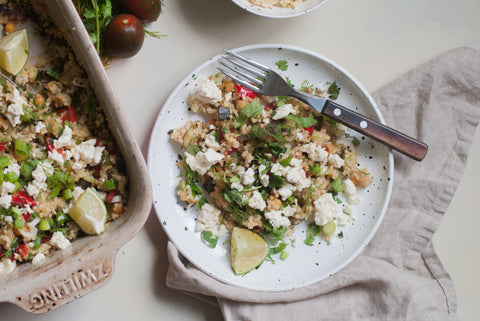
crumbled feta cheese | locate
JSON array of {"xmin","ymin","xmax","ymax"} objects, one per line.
[
  {"xmin": 258, "ymin": 165, "xmax": 270, "ymax": 187},
  {"xmin": 272, "ymin": 103, "xmax": 296, "ymax": 120},
  {"xmin": 32, "ymin": 253, "xmax": 46, "ymax": 266},
  {"xmin": 5, "ymin": 161, "xmax": 20, "ymax": 176},
  {"xmin": 278, "ymin": 183, "xmax": 296, "ymax": 200},
  {"xmin": 73, "ymin": 186, "xmax": 85, "ymax": 201},
  {"xmin": 54, "ymin": 125, "xmax": 73, "ymax": 149},
  {"xmin": 48, "ymin": 150, "xmax": 64, "ymax": 164},
  {"xmin": 313, "ymin": 193, "xmax": 339, "ymax": 226},
  {"xmin": 264, "ymin": 205, "xmax": 296, "ymax": 228},
  {"xmin": 302, "ymin": 142, "xmax": 328, "ymax": 163},
  {"xmin": 50, "ymin": 231, "xmax": 71, "ymax": 250},
  {"xmin": 241, "ymin": 167, "xmax": 255, "ymax": 185},
  {"xmin": 271, "ymin": 163, "xmax": 288, "ymax": 177},
  {"xmin": 224, "ymin": 92, "xmax": 232, "ymax": 102},
  {"xmin": 204, "ymin": 133, "xmax": 220, "ymax": 150},
  {"xmin": 0, "ymin": 181, "xmax": 16, "ymax": 196},
  {"xmin": 111, "ymin": 195, "xmax": 122, "ymax": 203},
  {"xmin": 71, "ymin": 139, "xmax": 104, "ymax": 165},
  {"xmin": 34, "ymin": 121, "xmax": 46, "ymax": 133},
  {"xmin": 72, "ymin": 161, "xmax": 83, "ymax": 171},
  {"xmin": 191, "ymin": 76, "xmax": 222, "ymax": 104},
  {"xmin": 185, "ymin": 148, "xmax": 224, "ymax": 176},
  {"xmin": 248, "ymin": 190, "xmax": 266, "ymax": 211},
  {"xmin": 231, "ymin": 181, "xmax": 244, "ymax": 192},
  {"xmin": 195, "ymin": 203, "xmax": 228, "ymax": 237},
  {"xmin": 285, "ymin": 166, "xmax": 310, "ymax": 191},
  {"xmin": 343, "ymin": 178, "xmax": 360, "ymax": 204},
  {"xmin": 328, "ymin": 153, "xmax": 344, "ymax": 168},
  {"xmin": 6, "ymin": 88, "xmax": 26, "ymax": 127},
  {"xmin": 0, "ymin": 257, "xmax": 16, "ymax": 276},
  {"xmin": 0, "ymin": 195, "xmax": 12, "ymax": 208}
]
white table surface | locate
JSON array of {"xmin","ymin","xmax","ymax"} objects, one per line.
[{"xmin": 1, "ymin": 0, "xmax": 479, "ymax": 319}]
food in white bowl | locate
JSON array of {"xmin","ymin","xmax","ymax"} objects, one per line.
[
  {"xmin": 230, "ymin": 0, "xmax": 329, "ymax": 18},
  {"xmin": 169, "ymin": 72, "xmax": 373, "ymax": 274}
]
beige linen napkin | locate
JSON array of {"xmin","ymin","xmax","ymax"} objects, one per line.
[{"xmin": 166, "ymin": 47, "xmax": 480, "ymax": 321}]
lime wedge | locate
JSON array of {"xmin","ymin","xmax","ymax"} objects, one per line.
[
  {"xmin": 231, "ymin": 227, "xmax": 269, "ymax": 275},
  {"xmin": 69, "ymin": 188, "xmax": 107, "ymax": 235},
  {"xmin": 0, "ymin": 29, "xmax": 29, "ymax": 75}
]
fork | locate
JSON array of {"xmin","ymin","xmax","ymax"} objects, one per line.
[{"xmin": 217, "ymin": 50, "xmax": 428, "ymax": 161}]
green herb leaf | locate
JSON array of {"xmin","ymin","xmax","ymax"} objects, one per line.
[
  {"xmin": 234, "ymin": 101, "xmax": 263, "ymax": 128},
  {"xmin": 327, "ymin": 81, "xmax": 340, "ymax": 100},
  {"xmin": 186, "ymin": 144, "xmax": 201, "ymax": 156},
  {"xmin": 275, "ymin": 60, "xmax": 288, "ymax": 71},
  {"xmin": 197, "ymin": 196, "xmax": 207, "ymax": 208},
  {"xmin": 285, "ymin": 113, "xmax": 317, "ymax": 128},
  {"xmin": 279, "ymin": 155, "xmax": 293, "ymax": 168},
  {"xmin": 268, "ymin": 174, "xmax": 284, "ymax": 188},
  {"xmin": 201, "ymin": 231, "xmax": 218, "ymax": 248}
]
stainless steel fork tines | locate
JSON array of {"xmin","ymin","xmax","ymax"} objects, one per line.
[{"xmin": 216, "ymin": 50, "xmax": 428, "ymax": 161}]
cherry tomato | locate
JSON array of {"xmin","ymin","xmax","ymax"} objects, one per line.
[
  {"xmin": 118, "ymin": 0, "xmax": 162, "ymax": 23},
  {"xmin": 105, "ymin": 14, "xmax": 144, "ymax": 58}
]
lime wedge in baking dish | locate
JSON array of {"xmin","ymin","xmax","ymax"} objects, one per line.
[
  {"xmin": 0, "ymin": 29, "xmax": 29, "ymax": 75},
  {"xmin": 69, "ymin": 188, "xmax": 107, "ymax": 235},
  {"xmin": 231, "ymin": 227, "xmax": 269, "ymax": 275}
]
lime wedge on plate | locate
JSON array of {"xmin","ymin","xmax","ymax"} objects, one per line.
[
  {"xmin": 0, "ymin": 29, "xmax": 29, "ymax": 75},
  {"xmin": 69, "ymin": 188, "xmax": 107, "ymax": 235},
  {"xmin": 231, "ymin": 227, "xmax": 269, "ymax": 275}
]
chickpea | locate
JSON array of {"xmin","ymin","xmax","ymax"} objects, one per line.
[
  {"xmin": 35, "ymin": 93, "xmax": 44, "ymax": 107},
  {"xmin": 236, "ymin": 100, "xmax": 249, "ymax": 111},
  {"xmin": 268, "ymin": 198, "xmax": 282, "ymax": 211},
  {"xmin": 222, "ymin": 80, "xmax": 234, "ymax": 92},
  {"xmin": 112, "ymin": 202, "xmax": 123, "ymax": 215},
  {"xmin": 5, "ymin": 22, "xmax": 15, "ymax": 33}
]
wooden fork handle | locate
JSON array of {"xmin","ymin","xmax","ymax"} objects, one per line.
[{"xmin": 322, "ymin": 100, "xmax": 428, "ymax": 161}]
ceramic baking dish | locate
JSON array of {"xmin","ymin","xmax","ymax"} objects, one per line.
[{"xmin": 0, "ymin": 0, "xmax": 152, "ymax": 313}]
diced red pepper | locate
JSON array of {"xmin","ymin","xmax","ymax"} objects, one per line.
[
  {"xmin": 60, "ymin": 105, "xmax": 78, "ymax": 123},
  {"xmin": 12, "ymin": 191, "xmax": 36, "ymax": 208},
  {"xmin": 41, "ymin": 236, "xmax": 51, "ymax": 243},
  {"xmin": 225, "ymin": 147, "xmax": 239, "ymax": 157},
  {"xmin": 22, "ymin": 213, "xmax": 31, "ymax": 221},
  {"xmin": 14, "ymin": 244, "xmax": 28, "ymax": 259},
  {"xmin": 235, "ymin": 84, "xmax": 257, "ymax": 99},
  {"xmin": 264, "ymin": 103, "xmax": 274, "ymax": 110},
  {"xmin": 94, "ymin": 164, "xmax": 101, "ymax": 179},
  {"xmin": 306, "ymin": 125, "xmax": 315, "ymax": 135},
  {"xmin": 0, "ymin": 142, "xmax": 7, "ymax": 153},
  {"xmin": 106, "ymin": 190, "xmax": 117, "ymax": 202}
]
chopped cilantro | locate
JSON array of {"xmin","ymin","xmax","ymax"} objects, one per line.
[
  {"xmin": 327, "ymin": 81, "xmax": 340, "ymax": 100},
  {"xmin": 197, "ymin": 196, "xmax": 207, "ymax": 208},
  {"xmin": 275, "ymin": 60, "xmax": 288, "ymax": 71},
  {"xmin": 285, "ymin": 113, "xmax": 317, "ymax": 128},
  {"xmin": 268, "ymin": 174, "xmax": 283, "ymax": 188},
  {"xmin": 201, "ymin": 231, "xmax": 218, "ymax": 248},
  {"xmin": 234, "ymin": 101, "xmax": 263, "ymax": 128},
  {"xmin": 279, "ymin": 155, "xmax": 293, "ymax": 168}
]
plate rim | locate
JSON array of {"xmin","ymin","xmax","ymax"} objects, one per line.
[{"xmin": 148, "ymin": 43, "xmax": 394, "ymax": 292}]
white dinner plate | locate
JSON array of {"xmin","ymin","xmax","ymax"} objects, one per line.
[
  {"xmin": 148, "ymin": 44, "xmax": 393, "ymax": 292},
  {"xmin": 230, "ymin": 0, "xmax": 328, "ymax": 18}
]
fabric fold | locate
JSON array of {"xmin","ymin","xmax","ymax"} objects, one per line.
[{"xmin": 165, "ymin": 47, "xmax": 480, "ymax": 321}]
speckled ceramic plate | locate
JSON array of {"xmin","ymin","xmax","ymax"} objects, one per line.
[
  {"xmin": 230, "ymin": 0, "xmax": 328, "ymax": 18},
  {"xmin": 148, "ymin": 44, "xmax": 393, "ymax": 291}
]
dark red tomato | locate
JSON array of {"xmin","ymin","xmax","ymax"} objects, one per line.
[
  {"xmin": 118, "ymin": 0, "xmax": 162, "ymax": 23},
  {"xmin": 105, "ymin": 14, "xmax": 145, "ymax": 58}
]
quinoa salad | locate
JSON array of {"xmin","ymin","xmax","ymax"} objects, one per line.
[
  {"xmin": 0, "ymin": 3, "xmax": 128, "ymax": 276},
  {"xmin": 247, "ymin": 0, "xmax": 308, "ymax": 9},
  {"xmin": 170, "ymin": 71, "xmax": 372, "ymax": 270}
]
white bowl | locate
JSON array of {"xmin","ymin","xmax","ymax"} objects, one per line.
[{"xmin": 230, "ymin": 0, "xmax": 329, "ymax": 18}]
